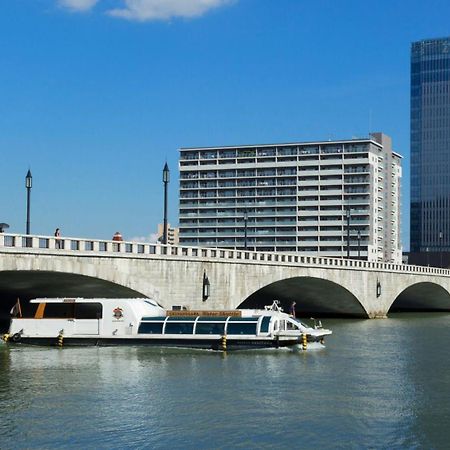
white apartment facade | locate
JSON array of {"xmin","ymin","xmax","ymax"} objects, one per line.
[
  {"xmin": 156, "ymin": 223, "xmax": 179, "ymax": 245},
  {"xmin": 178, "ymin": 133, "xmax": 402, "ymax": 263}
]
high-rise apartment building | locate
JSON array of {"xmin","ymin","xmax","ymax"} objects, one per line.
[
  {"xmin": 179, "ymin": 133, "xmax": 402, "ymax": 263},
  {"xmin": 411, "ymin": 37, "xmax": 450, "ymax": 254},
  {"xmin": 156, "ymin": 223, "xmax": 179, "ymax": 245}
]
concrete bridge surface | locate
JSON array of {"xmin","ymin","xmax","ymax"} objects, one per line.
[{"xmin": 1, "ymin": 233, "xmax": 450, "ymax": 329}]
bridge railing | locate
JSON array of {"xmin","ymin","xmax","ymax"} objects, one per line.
[{"xmin": 1, "ymin": 232, "xmax": 450, "ymax": 277}]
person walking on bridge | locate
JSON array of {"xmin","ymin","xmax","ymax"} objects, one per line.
[{"xmin": 54, "ymin": 228, "xmax": 62, "ymax": 249}]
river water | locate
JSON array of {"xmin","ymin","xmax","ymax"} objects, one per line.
[{"xmin": 0, "ymin": 313, "xmax": 449, "ymax": 449}]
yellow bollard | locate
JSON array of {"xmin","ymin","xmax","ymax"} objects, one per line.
[
  {"xmin": 2, "ymin": 333, "xmax": 10, "ymax": 342},
  {"xmin": 302, "ymin": 333, "xmax": 307, "ymax": 351},
  {"xmin": 221, "ymin": 335, "xmax": 227, "ymax": 352},
  {"xmin": 57, "ymin": 332, "xmax": 64, "ymax": 347}
]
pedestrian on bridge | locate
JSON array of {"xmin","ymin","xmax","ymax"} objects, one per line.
[{"xmin": 54, "ymin": 228, "xmax": 62, "ymax": 249}]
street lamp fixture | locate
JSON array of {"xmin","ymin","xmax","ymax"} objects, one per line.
[
  {"xmin": 376, "ymin": 279, "xmax": 382, "ymax": 298},
  {"xmin": 162, "ymin": 163, "xmax": 170, "ymax": 245},
  {"xmin": 244, "ymin": 209, "xmax": 248, "ymax": 250},
  {"xmin": 25, "ymin": 170, "xmax": 32, "ymax": 236},
  {"xmin": 202, "ymin": 271, "xmax": 210, "ymax": 301}
]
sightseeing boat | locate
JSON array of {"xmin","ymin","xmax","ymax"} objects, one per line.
[{"xmin": 2, "ymin": 298, "xmax": 332, "ymax": 351}]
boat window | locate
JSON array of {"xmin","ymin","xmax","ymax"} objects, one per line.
[
  {"xmin": 227, "ymin": 322, "xmax": 258, "ymax": 335},
  {"xmin": 39, "ymin": 302, "xmax": 102, "ymax": 319},
  {"xmin": 76, "ymin": 303, "xmax": 102, "ymax": 319},
  {"xmin": 197, "ymin": 316, "xmax": 229, "ymax": 322},
  {"xmin": 260, "ymin": 316, "xmax": 271, "ymax": 333},
  {"xmin": 138, "ymin": 321, "xmax": 164, "ymax": 334},
  {"xmin": 165, "ymin": 321, "xmax": 194, "ymax": 334},
  {"xmin": 286, "ymin": 321, "xmax": 298, "ymax": 330},
  {"xmin": 295, "ymin": 319, "xmax": 309, "ymax": 328},
  {"xmin": 228, "ymin": 317, "xmax": 258, "ymax": 322},
  {"xmin": 195, "ymin": 322, "xmax": 225, "ymax": 335},
  {"xmin": 278, "ymin": 320, "xmax": 286, "ymax": 331},
  {"xmin": 141, "ymin": 316, "xmax": 166, "ymax": 321}
]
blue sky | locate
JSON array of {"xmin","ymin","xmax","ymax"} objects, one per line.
[{"xmin": 1, "ymin": 0, "xmax": 450, "ymax": 248}]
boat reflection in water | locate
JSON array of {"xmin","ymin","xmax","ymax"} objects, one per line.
[{"xmin": 2, "ymin": 298, "xmax": 331, "ymax": 351}]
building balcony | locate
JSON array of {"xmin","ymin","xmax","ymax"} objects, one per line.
[
  {"xmin": 344, "ymin": 178, "xmax": 370, "ymax": 185},
  {"xmin": 297, "ymin": 209, "xmax": 319, "ymax": 216},
  {"xmin": 298, "ymin": 169, "xmax": 321, "ymax": 176},
  {"xmin": 319, "ymin": 189, "xmax": 342, "ymax": 196},
  {"xmin": 298, "ymin": 230, "xmax": 320, "ymax": 236},
  {"xmin": 344, "ymin": 167, "xmax": 370, "ymax": 174},
  {"xmin": 346, "ymin": 199, "xmax": 371, "ymax": 205},
  {"xmin": 320, "ymin": 169, "xmax": 343, "ymax": 176},
  {"xmin": 297, "ymin": 241, "xmax": 319, "ymax": 247},
  {"xmin": 298, "ymin": 219, "xmax": 319, "ymax": 226},
  {"xmin": 298, "ymin": 187, "xmax": 320, "ymax": 193},
  {"xmin": 318, "ymin": 230, "xmax": 343, "ymax": 236},
  {"xmin": 318, "ymin": 200, "xmax": 344, "ymax": 207},
  {"xmin": 318, "ymin": 219, "xmax": 343, "ymax": 226},
  {"xmin": 318, "ymin": 210, "xmax": 343, "ymax": 217},
  {"xmin": 298, "ymin": 179, "xmax": 320, "ymax": 187},
  {"xmin": 180, "ymin": 153, "xmax": 199, "ymax": 160},
  {"xmin": 343, "ymin": 157, "xmax": 369, "ymax": 165}
]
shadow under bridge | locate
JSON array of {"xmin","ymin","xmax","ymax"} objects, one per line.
[
  {"xmin": 390, "ymin": 282, "xmax": 450, "ymax": 313},
  {"xmin": 239, "ymin": 276, "xmax": 367, "ymax": 318},
  {"xmin": 0, "ymin": 270, "xmax": 147, "ymax": 331}
]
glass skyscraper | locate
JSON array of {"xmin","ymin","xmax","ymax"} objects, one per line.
[{"xmin": 411, "ymin": 37, "xmax": 450, "ymax": 253}]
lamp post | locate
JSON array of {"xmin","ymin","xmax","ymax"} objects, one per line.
[
  {"xmin": 439, "ymin": 230, "xmax": 443, "ymax": 268},
  {"xmin": 357, "ymin": 230, "xmax": 361, "ymax": 260},
  {"xmin": 426, "ymin": 247, "xmax": 429, "ymax": 266},
  {"xmin": 162, "ymin": 163, "xmax": 170, "ymax": 245},
  {"xmin": 346, "ymin": 207, "xmax": 350, "ymax": 259},
  {"xmin": 25, "ymin": 170, "xmax": 32, "ymax": 235},
  {"xmin": 244, "ymin": 209, "xmax": 248, "ymax": 250}
]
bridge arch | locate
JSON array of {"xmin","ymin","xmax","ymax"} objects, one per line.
[
  {"xmin": 0, "ymin": 270, "xmax": 148, "ymax": 329},
  {"xmin": 389, "ymin": 282, "xmax": 450, "ymax": 313},
  {"xmin": 237, "ymin": 276, "xmax": 368, "ymax": 317}
]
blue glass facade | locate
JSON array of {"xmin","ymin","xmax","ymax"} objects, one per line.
[{"xmin": 411, "ymin": 37, "xmax": 450, "ymax": 252}]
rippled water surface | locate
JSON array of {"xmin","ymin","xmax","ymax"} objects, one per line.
[{"xmin": 1, "ymin": 314, "xmax": 450, "ymax": 449}]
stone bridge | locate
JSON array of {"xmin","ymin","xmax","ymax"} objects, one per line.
[{"xmin": 1, "ymin": 233, "xmax": 450, "ymax": 328}]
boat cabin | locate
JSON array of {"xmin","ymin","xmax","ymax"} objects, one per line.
[{"xmin": 9, "ymin": 298, "xmax": 165, "ymax": 337}]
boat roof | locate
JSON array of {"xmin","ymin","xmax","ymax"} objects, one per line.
[
  {"xmin": 29, "ymin": 297, "xmax": 158, "ymax": 305},
  {"xmin": 28, "ymin": 298, "xmax": 291, "ymax": 319}
]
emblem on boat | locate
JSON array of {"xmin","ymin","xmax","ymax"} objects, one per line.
[{"xmin": 113, "ymin": 307, "xmax": 124, "ymax": 320}]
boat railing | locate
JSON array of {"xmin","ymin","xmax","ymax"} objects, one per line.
[{"xmin": 264, "ymin": 300, "xmax": 284, "ymax": 313}]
